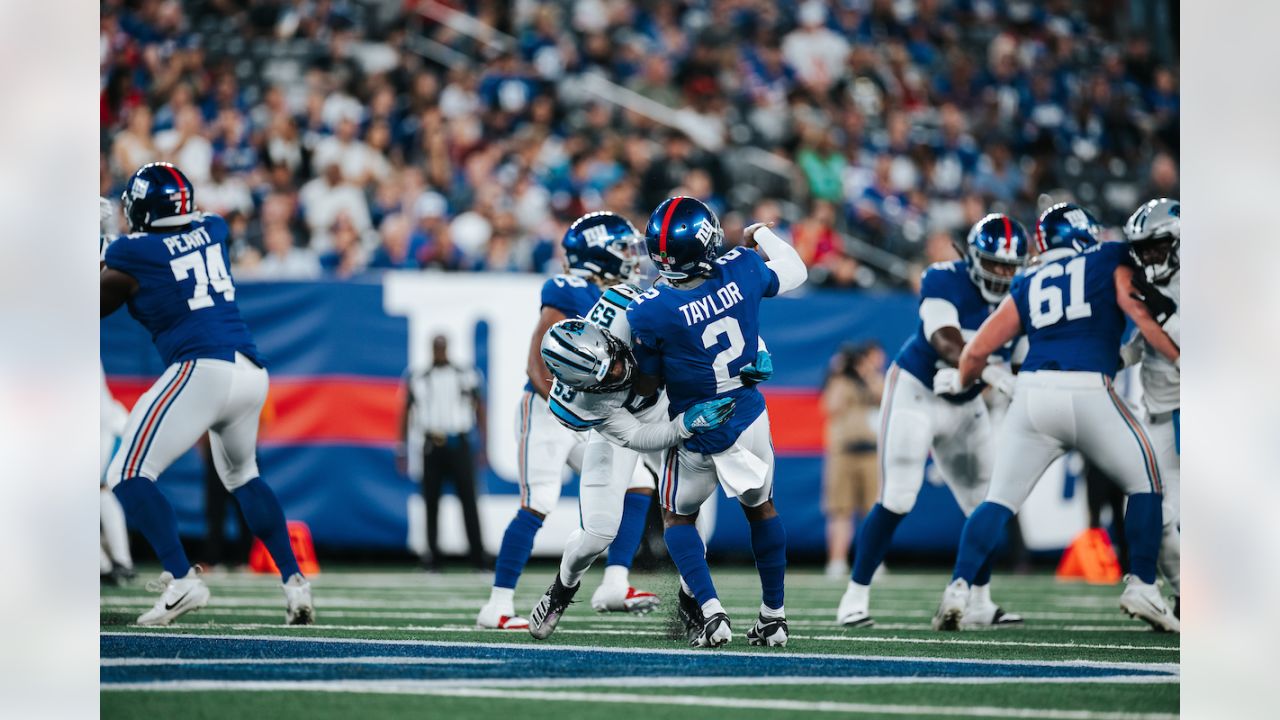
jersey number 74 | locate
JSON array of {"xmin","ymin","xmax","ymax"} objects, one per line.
[{"xmin": 171, "ymin": 245, "xmax": 235, "ymax": 310}]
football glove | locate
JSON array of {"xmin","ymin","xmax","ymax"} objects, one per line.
[
  {"xmin": 682, "ymin": 397, "xmax": 736, "ymax": 434},
  {"xmin": 1129, "ymin": 273, "xmax": 1177, "ymax": 326},
  {"xmin": 932, "ymin": 367, "xmax": 966, "ymax": 396},
  {"xmin": 980, "ymin": 364, "xmax": 1016, "ymax": 397},
  {"xmin": 740, "ymin": 350, "xmax": 774, "ymax": 386}
]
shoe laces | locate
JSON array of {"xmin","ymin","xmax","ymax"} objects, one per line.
[{"xmin": 144, "ymin": 571, "xmax": 176, "ymax": 593}]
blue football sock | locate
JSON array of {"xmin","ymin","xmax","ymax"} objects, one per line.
[
  {"xmin": 232, "ymin": 477, "xmax": 300, "ymax": 582},
  {"xmin": 605, "ymin": 492, "xmax": 651, "ymax": 569},
  {"xmin": 1124, "ymin": 492, "xmax": 1163, "ymax": 584},
  {"xmin": 974, "ymin": 555, "xmax": 995, "ymax": 586},
  {"xmin": 493, "ymin": 508, "xmax": 543, "ymax": 590},
  {"xmin": 952, "ymin": 502, "xmax": 1014, "ymax": 583},
  {"xmin": 664, "ymin": 523, "xmax": 718, "ymax": 606},
  {"xmin": 113, "ymin": 477, "xmax": 190, "ymax": 578},
  {"xmin": 850, "ymin": 504, "xmax": 905, "ymax": 585},
  {"xmin": 749, "ymin": 515, "xmax": 787, "ymax": 610}
]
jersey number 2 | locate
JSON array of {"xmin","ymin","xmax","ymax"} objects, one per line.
[
  {"xmin": 170, "ymin": 245, "xmax": 235, "ymax": 310},
  {"xmin": 1029, "ymin": 256, "xmax": 1092, "ymax": 328},
  {"xmin": 702, "ymin": 317, "xmax": 745, "ymax": 392}
]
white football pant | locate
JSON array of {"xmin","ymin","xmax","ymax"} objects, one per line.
[
  {"xmin": 659, "ymin": 411, "xmax": 774, "ymax": 516},
  {"xmin": 878, "ymin": 365, "xmax": 993, "ymax": 516},
  {"xmin": 986, "ymin": 371, "xmax": 1164, "ymax": 512},
  {"xmin": 559, "ymin": 434, "xmax": 657, "ymax": 586},
  {"xmin": 106, "ymin": 352, "xmax": 266, "ymax": 492},
  {"xmin": 1147, "ymin": 413, "xmax": 1180, "ymax": 593}
]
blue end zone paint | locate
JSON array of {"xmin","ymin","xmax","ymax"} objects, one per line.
[{"xmin": 102, "ymin": 635, "xmax": 1174, "ymax": 686}]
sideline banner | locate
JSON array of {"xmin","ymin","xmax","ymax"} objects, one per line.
[{"xmin": 102, "ymin": 274, "xmax": 1089, "ymax": 555}]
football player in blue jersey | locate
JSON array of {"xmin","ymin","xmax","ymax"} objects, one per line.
[
  {"xmin": 626, "ymin": 197, "xmax": 807, "ymax": 648},
  {"xmin": 478, "ymin": 212, "xmax": 661, "ymax": 630},
  {"xmin": 836, "ymin": 214, "xmax": 1029, "ymax": 629},
  {"xmin": 933, "ymin": 202, "xmax": 1181, "ymax": 632},
  {"xmin": 100, "ymin": 163, "xmax": 313, "ymax": 626}
]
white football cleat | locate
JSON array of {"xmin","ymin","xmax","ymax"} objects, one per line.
[
  {"xmin": 476, "ymin": 602, "xmax": 530, "ymax": 630},
  {"xmin": 591, "ymin": 584, "xmax": 661, "ymax": 614},
  {"xmin": 931, "ymin": 578, "xmax": 970, "ymax": 631},
  {"xmin": 836, "ymin": 582, "xmax": 874, "ymax": 628},
  {"xmin": 746, "ymin": 614, "xmax": 788, "ymax": 647},
  {"xmin": 136, "ymin": 569, "xmax": 210, "ymax": 626},
  {"xmin": 961, "ymin": 601, "xmax": 1023, "ymax": 629},
  {"xmin": 283, "ymin": 573, "xmax": 314, "ymax": 625},
  {"xmin": 691, "ymin": 612, "xmax": 732, "ymax": 648},
  {"xmin": 1119, "ymin": 575, "xmax": 1179, "ymax": 633}
]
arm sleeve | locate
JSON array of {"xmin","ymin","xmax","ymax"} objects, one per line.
[
  {"xmin": 920, "ymin": 298, "xmax": 961, "ymax": 338},
  {"xmin": 627, "ymin": 306, "xmax": 664, "ymax": 378},
  {"xmin": 598, "ymin": 409, "xmax": 690, "ymax": 451},
  {"xmin": 540, "ymin": 277, "xmax": 581, "ymax": 316},
  {"xmin": 754, "ymin": 226, "xmax": 807, "ymax": 296}
]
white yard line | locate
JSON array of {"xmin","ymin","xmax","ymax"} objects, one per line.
[
  {"xmin": 113, "ymin": 622, "xmax": 1177, "ymax": 652},
  {"xmin": 99, "ymin": 682, "xmax": 1177, "ymax": 718},
  {"xmin": 100, "ymin": 632, "xmax": 1178, "ymax": 672},
  {"xmin": 101, "ymin": 656, "xmax": 499, "ymax": 666}
]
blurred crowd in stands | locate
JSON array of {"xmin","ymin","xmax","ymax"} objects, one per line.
[{"xmin": 100, "ymin": 0, "xmax": 1178, "ymax": 289}]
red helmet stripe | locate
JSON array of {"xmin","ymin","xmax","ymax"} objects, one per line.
[
  {"xmin": 162, "ymin": 165, "xmax": 188, "ymax": 213},
  {"xmin": 1002, "ymin": 215, "xmax": 1012, "ymax": 253},
  {"xmin": 658, "ymin": 197, "xmax": 683, "ymax": 258}
]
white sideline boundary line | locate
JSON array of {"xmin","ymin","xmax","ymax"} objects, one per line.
[
  {"xmin": 99, "ymin": 683, "xmax": 1178, "ymax": 718},
  {"xmin": 105, "ymin": 623, "xmax": 1179, "ymax": 653},
  {"xmin": 101, "ymin": 656, "xmax": 500, "ymax": 667},
  {"xmin": 100, "ymin": 632, "xmax": 1179, "ymax": 673}
]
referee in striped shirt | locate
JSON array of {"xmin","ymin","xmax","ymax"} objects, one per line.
[{"xmin": 399, "ymin": 335, "xmax": 488, "ymax": 571}]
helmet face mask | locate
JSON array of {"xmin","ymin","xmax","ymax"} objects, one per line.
[
  {"xmin": 564, "ymin": 212, "xmax": 646, "ymax": 284},
  {"xmin": 540, "ymin": 320, "xmax": 634, "ymax": 394},
  {"xmin": 1124, "ymin": 198, "xmax": 1180, "ymax": 284},
  {"xmin": 964, "ymin": 213, "xmax": 1030, "ymax": 303}
]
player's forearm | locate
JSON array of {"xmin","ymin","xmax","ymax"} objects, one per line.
[
  {"xmin": 599, "ymin": 411, "xmax": 686, "ymax": 452},
  {"xmin": 755, "ymin": 227, "xmax": 807, "ymax": 294},
  {"xmin": 958, "ymin": 298, "xmax": 1020, "ymax": 385},
  {"xmin": 1162, "ymin": 312, "xmax": 1180, "ymax": 347}
]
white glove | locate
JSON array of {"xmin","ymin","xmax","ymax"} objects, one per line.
[
  {"xmin": 1118, "ymin": 339, "xmax": 1144, "ymax": 369},
  {"xmin": 980, "ymin": 364, "xmax": 1017, "ymax": 397},
  {"xmin": 932, "ymin": 367, "xmax": 965, "ymax": 396}
]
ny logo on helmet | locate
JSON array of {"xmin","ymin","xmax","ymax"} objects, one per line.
[
  {"xmin": 694, "ymin": 218, "xmax": 716, "ymax": 245},
  {"xmin": 582, "ymin": 224, "xmax": 610, "ymax": 248},
  {"xmin": 131, "ymin": 178, "xmax": 150, "ymax": 199}
]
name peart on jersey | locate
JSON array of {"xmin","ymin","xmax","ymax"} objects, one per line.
[
  {"xmin": 895, "ymin": 260, "xmax": 1004, "ymax": 403},
  {"xmin": 626, "ymin": 247, "xmax": 780, "ymax": 454},
  {"xmin": 524, "ymin": 274, "xmax": 603, "ymax": 394},
  {"xmin": 1010, "ymin": 241, "xmax": 1132, "ymax": 376},
  {"xmin": 547, "ymin": 284, "xmax": 665, "ymax": 432},
  {"xmin": 103, "ymin": 213, "xmax": 260, "ymax": 367}
]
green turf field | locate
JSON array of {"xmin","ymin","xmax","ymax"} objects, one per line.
[{"xmin": 100, "ymin": 564, "xmax": 1179, "ymax": 718}]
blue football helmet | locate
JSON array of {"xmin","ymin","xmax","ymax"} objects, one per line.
[
  {"xmin": 121, "ymin": 162, "xmax": 199, "ymax": 232},
  {"xmin": 963, "ymin": 213, "xmax": 1031, "ymax": 303},
  {"xmin": 1123, "ymin": 198, "xmax": 1179, "ymax": 284},
  {"xmin": 1034, "ymin": 202, "xmax": 1100, "ymax": 254},
  {"xmin": 644, "ymin": 196, "xmax": 723, "ymax": 282},
  {"xmin": 563, "ymin": 211, "xmax": 644, "ymax": 284}
]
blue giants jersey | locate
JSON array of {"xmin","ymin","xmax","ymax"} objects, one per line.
[
  {"xmin": 894, "ymin": 261, "xmax": 999, "ymax": 403},
  {"xmin": 1010, "ymin": 241, "xmax": 1131, "ymax": 376},
  {"xmin": 523, "ymin": 274, "xmax": 603, "ymax": 393},
  {"xmin": 627, "ymin": 248, "xmax": 781, "ymax": 454},
  {"xmin": 103, "ymin": 213, "xmax": 260, "ymax": 367}
]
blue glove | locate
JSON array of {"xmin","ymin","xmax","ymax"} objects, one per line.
[
  {"xmin": 740, "ymin": 350, "xmax": 774, "ymax": 386},
  {"xmin": 682, "ymin": 397, "xmax": 737, "ymax": 434}
]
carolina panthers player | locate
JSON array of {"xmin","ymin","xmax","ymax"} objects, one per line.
[
  {"xmin": 1121, "ymin": 198, "xmax": 1181, "ymax": 617},
  {"xmin": 933, "ymin": 202, "xmax": 1180, "ymax": 632},
  {"xmin": 100, "ymin": 163, "xmax": 313, "ymax": 626},
  {"xmin": 100, "ymin": 198, "xmax": 135, "ymax": 585},
  {"xmin": 837, "ymin": 213, "xmax": 1029, "ymax": 629},
  {"xmin": 528, "ymin": 317, "xmax": 740, "ymax": 639},
  {"xmin": 478, "ymin": 212, "xmax": 658, "ymax": 630},
  {"xmin": 627, "ymin": 197, "xmax": 807, "ymax": 648}
]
